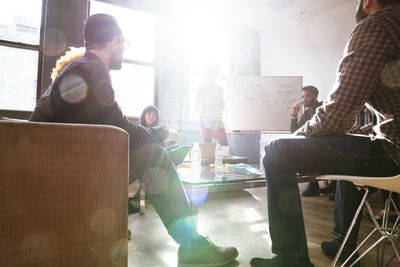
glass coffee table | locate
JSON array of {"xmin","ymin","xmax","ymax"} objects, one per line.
[
  {"xmin": 178, "ymin": 165, "xmax": 266, "ymax": 192},
  {"xmin": 177, "ymin": 165, "xmax": 266, "ymax": 219}
]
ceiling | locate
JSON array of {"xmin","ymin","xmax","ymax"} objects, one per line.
[
  {"xmin": 148, "ymin": 0, "xmax": 355, "ymax": 29},
  {"xmin": 223, "ymin": 0, "xmax": 355, "ymax": 30},
  {"xmin": 260, "ymin": 0, "xmax": 354, "ymax": 22}
]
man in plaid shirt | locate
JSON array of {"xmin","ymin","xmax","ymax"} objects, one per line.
[{"xmin": 251, "ymin": 0, "xmax": 400, "ymax": 266}]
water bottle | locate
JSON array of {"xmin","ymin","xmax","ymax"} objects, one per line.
[
  {"xmin": 191, "ymin": 143, "xmax": 201, "ymax": 179},
  {"xmin": 215, "ymin": 144, "xmax": 223, "ymax": 180}
]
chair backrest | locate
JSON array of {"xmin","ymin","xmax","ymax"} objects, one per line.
[
  {"xmin": 0, "ymin": 119, "xmax": 129, "ymax": 266},
  {"xmin": 317, "ymin": 174, "xmax": 400, "ymax": 193}
]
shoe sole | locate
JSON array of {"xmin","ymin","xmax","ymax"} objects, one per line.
[{"xmin": 178, "ymin": 250, "xmax": 239, "ymax": 267}]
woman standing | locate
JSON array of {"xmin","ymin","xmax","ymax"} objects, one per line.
[{"xmin": 195, "ymin": 64, "xmax": 228, "ymax": 145}]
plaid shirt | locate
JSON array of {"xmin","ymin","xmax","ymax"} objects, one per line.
[{"xmin": 296, "ymin": 4, "xmax": 400, "ymax": 168}]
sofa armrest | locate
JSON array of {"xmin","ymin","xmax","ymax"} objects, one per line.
[{"xmin": 0, "ymin": 120, "xmax": 129, "ymax": 266}]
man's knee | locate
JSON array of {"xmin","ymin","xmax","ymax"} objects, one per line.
[
  {"xmin": 141, "ymin": 166, "xmax": 171, "ymax": 195},
  {"xmin": 129, "ymin": 143, "xmax": 172, "ymax": 186},
  {"xmin": 131, "ymin": 143, "xmax": 168, "ymax": 162},
  {"xmin": 263, "ymin": 138, "xmax": 285, "ymax": 166},
  {"xmin": 137, "ymin": 144, "xmax": 173, "ymax": 195},
  {"xmin": 143, "ymin": 142, "xmax": 168, "ymax": 154}
]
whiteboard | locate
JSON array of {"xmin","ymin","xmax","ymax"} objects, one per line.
[{"xmin": 225, "ymin": 76, "xmax": 302, "ymax": 131}]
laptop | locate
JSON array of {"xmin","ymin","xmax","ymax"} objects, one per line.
[{"xmin": 167, "ymin": 145, "xmax": 191, "ymax": 166}]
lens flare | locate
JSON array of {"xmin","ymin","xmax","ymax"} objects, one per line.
[
  {"xmin": 90, "ymin": 207, "xmax": 117, "ymax": 235},
  {"xmin": 168, "ymin": 216, "xmax": 197, "ymax": 243},
  {"xmin": 187, "ymin": 187, "xmax": 209, "ymax": 206},
  {"xmin": 59, "ymin": 74, "xmax": 88, "ymax": 103},
  {"xmin": 110, "ymin": 239, "xmax": 128, "ymax": 266},
  {"xmin": 141, "ymin": 167, "xmax": 170, "ymax": 195}
]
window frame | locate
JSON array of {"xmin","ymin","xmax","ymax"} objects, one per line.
[{"xmin": 0, "ymin": 0, "xmax": 46, "ymax": 116}]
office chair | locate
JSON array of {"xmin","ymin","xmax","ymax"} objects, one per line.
[{"xmin": 317, "ymin": 173, "xmax": 400, "ymax": 267}]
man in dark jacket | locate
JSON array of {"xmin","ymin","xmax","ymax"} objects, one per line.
[
  {"xmin": 30, "ymin": 14, "xmax": 238, "ymax": 267},
  {"xmin": 290, "ymin": 86, "xmax": 321, "ymax": 134},
  {"xmin": 290, "ymin": 86, "xmax": 322, "ymax": 197}
]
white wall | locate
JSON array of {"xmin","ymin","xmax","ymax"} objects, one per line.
[{"xmin": 260, "ymin": 1, "xmax": 356, "ymax": 99}]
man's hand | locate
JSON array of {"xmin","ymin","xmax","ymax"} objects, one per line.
[{"xmin": 291, "ymin": 102, "xmax": 302, "ymax": 117}]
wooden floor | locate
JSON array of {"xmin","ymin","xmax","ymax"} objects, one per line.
[{"xmin": 128, "ymin": 184, "xmax": 400, "ymax": 267}]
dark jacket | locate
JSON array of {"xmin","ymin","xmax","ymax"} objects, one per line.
[
  {"xmin": 30, "ymin": 52, "xmax": 167, "ymax": 149},
  {"xmin": 290, "ymin": 101, "xmax": 322, "ymax": 133}
]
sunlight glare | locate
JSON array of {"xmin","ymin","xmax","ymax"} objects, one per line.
[
  {"xmin": 261, "ymin": 233, "xmax": 272, "ymax": 247},
  {"xmin": 249, "ymin": 223, "xmax": 269, "ymax": 232},
  {"xmin": 0, "ymin": 1, "xmax": 42, "ymax": 27},
  {"xmin": 161, "ymin": 251, "xmax": 178, "ymax": 267},
  {"xmin": 244, "ymin": 208, "xmax": 264, "ymax": 223},
  {"xmin": 173, "ymin": 4, "xmax": 230, "ymax": 122}
]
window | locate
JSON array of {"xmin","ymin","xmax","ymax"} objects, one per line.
[
  {"xmin": 0, "ymin": 0, "xmax": 43, "ymax": 111},
  {"xmin": 90, "ymin": 1, "xmax": 156, "ymax": 117}
]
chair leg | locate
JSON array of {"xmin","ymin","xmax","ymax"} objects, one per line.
[
  {"xmin": 348, "ymin": 235, "xmax": 386, "ymax": 266},
  {"xmin": 345, "ymin": 227, "xmax": 378, "ymax": 265},
  {"xmin": 384, "ymin": 241, "xmax": 400, "ymax": 267},
  {"xmin": 342, "ymin": 202, "xmax": 387, "ymax": 266},
  {"xmin": 379, "ymin": 235, "xmax": 388, "ymax": 267},
  {"xmin": 331, "ymin": 188, "xmax": 369, "ymax": 267},
  {"xmin": 140, "ymin": 182, "xmax": 145, "ymax": 215},
  {"xmin": 363, "ymin": 192, "xmax": 400, "ymax": 267},
  {"xmin": 388, "ymin": 239, "xmax": 400, "ymax": 264},
  {"xmin": 389, "ymin": 198, "xmax": 400, "ymax": 230},
  {"xmin": 383, "ymin": 193, "xmax": 392, "ymax": 228}
]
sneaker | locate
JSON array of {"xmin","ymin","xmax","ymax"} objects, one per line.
[
  {"xmin": 178, "ymin": 236, "xmax": 238, "ymax": 267},
  {"xmin": 250, "ymin": 256, "xmax": 314, "ymax": 267},
  {"xmin": 321, "ymin": 238, "xmax": 360, "ymax": 267},
  {"xmin": 301, "ymin": 182, "xmax": 319, "ymax": 197}
]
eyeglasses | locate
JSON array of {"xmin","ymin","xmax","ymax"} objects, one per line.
[
  {"xmin": 118, "ymin": 36, "xmax": 130, "ymax": 50},
  {"xmin": 122, "ymin": 38, "xmax": 130, "ymax": 50}
]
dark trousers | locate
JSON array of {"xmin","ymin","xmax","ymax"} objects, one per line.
[
  {"xmin": 263, "ymin": 135, "xmax": 399, "ymax": 258},
  {"xmin": 129, "ymin": 143, "xmax": 196, "ymax": 245}
]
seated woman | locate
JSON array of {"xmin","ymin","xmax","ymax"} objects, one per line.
[
  {"xmin": 139, "ymin": 105, "xmax": 179, "ymax": 146},
  {"xmin": 139, "ymin": 105, "xmax": 159, "ymax": 127}
]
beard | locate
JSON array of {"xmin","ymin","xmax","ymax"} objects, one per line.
[
  {"xmin": 109, "ymin": 50, "xmax": 123, "ymax": 70},
  {"xmin": 304, "ymin": 100, "xmax": 313, "ymax": 108},
  {"xmin": 356, "ymin": 0, "xmax": 369, "ymax": 23}
]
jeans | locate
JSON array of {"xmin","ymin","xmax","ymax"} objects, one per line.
[
  {"xmin": 129, "ymin": 143, "xmax": 197, "ymax": 246},
  {"xmin": 263, "ymin": 135, "xmax": 399, "ymax": 258}
]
